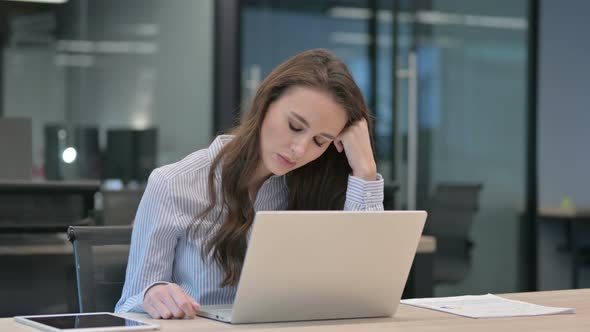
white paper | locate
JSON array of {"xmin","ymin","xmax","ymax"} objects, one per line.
[{"xmin": 401, "ymin": 294, "xmax": 575, "ymax": 319}]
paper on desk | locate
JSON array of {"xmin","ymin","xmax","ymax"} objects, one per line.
[{"xmin": 401, "ymin": 294, "xmax": 575, "ymax": 319}]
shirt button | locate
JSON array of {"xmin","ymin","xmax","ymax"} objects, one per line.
[{"xmin": 366, "ymin": 192, "xmax": 372, "ymax": 198}]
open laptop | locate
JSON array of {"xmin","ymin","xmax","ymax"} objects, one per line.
[{"xmin": 197, "ymin": 210, "xmax": 427, "ymax": 324}]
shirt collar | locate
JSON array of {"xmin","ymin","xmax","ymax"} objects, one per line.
[{"xmin": 207, "ymin": 135, "xmax": 287, "ymax": 188}]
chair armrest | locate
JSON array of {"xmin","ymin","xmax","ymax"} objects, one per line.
[{"xmin": 68, "ymin": 225, "xmax": 133, "ymax": 245}]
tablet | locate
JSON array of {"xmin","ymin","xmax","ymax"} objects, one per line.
[{"xmin": 14, "ymin": 312, "xmax": 160, "ymax": 332}]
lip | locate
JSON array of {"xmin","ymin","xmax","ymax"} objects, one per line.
[{"xmin": 276, "ymin": 153, "xmax": 296, "ymax": 168}]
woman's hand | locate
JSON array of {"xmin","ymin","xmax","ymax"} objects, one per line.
[
  {"xmin": 144, "ymin": 283, "xmax": 200, "ymax": 319},
  {"xmin": 333, "ymin": 118, "xmax": 377, "ymax": 181}
]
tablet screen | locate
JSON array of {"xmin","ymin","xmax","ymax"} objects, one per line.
[{"xmin": 19, "ymin": 313, "xmax": 154, "ymax": 330}]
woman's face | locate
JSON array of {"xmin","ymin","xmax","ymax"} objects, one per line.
[{"xmin": 259, "ymin": 86, "xmax": 348, "ymax": 176}]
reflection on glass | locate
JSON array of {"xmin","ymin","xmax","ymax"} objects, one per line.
[
  {"xmin": 2, "ymin": 0, "xmax": 214, "ymax": 182},
  {"xmin": 239, "ymin": 0, "xmax": 530, "ymax": 298}
]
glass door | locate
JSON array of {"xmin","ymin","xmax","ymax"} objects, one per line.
[
  {"xmin": 238, "ymin": 0, "xmax": 531, "ymax": 296},
  {"xmin": 392, "ymin": 0, "xmax": 529, "ymax": 295},
  {"xmin": 239, "ymin": 0, "xmax": 399, "ymax": 202}
]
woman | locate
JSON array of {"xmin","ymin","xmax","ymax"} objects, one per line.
[{"xmin": 115, "ymin": 49, "xmax": 384, "ymax": 319}]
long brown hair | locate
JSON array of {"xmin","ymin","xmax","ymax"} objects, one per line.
[{"xmin": 197, "ymin": 48, "xmax": 374, "ymax": 286}]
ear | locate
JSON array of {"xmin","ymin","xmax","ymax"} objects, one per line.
[{"xmin": 333, "ymin": 138, "xmax": 344, "ymax": 153}]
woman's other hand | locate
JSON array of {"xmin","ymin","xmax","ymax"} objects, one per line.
[
  {"xmin": 144, "ymin": 283, "xmax": 200, "ymax": 319},
  {"xmin": 333, "ymin": 118, "xmax": 377, "ymax": 181}
]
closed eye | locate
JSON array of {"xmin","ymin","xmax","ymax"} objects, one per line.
[
  {"xmin": 289, "ymin": 121, "xmax": 326, "ymax": 147},
  {"xmin": 288, "ymin": 122, "xmax": 302, "ymax": 132}
]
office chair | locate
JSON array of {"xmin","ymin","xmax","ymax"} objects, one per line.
[
  {"xmin": 67, "ymin": 224, "xmax": 132, "ymax": 312},
  {"xmin": 383, "ymin": 182, "xmax": 400, "ymax": 210},
  {"xmin": 572, "ymin": 221, "xmax": 590, "ymax": 288},
  {"xmin": 424, "ymin": 183, "xmax": 483, "ymax": 284},
  {"xmin": 100, "ymin": 189, "xmax": 144, "ymax": 225}
]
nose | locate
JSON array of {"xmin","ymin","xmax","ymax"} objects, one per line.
[{"xmin": 290, "ymin": 137, "xmax": 309, "ymax": 159}]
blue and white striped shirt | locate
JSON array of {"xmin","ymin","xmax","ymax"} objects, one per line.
[{"xmin": 115, "ymin": 135, "xmax": 384, "ymax": 313}]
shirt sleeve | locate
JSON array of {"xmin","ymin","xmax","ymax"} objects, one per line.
[
  {"xmin": 114, "ymin": 169, "xmax": 183, "ymax": 313},
  {"xmin": 344, "ymin": 173, "xmax": 384, "ymax": 211}
]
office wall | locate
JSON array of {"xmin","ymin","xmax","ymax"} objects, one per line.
[
  {"xmin": 2, "ymin": 48, "xmax": 66, "ymax": 172},
  {"xmin": 537, "ymin": 0, "xmax": 590, "ymax": 289},
  {"xmin": 427, "ymin": 1, "xmax": 528, "ymax": 296},
  {"xmin": 243, "ymin": 1, "xmax": 529, "ymax": 296},
  {"xmin": 538, "ymin": 0, "xmax": 590, "ymax": 208},
  {"xmin": 68, "ymin": 0, "xmax": 214, "ymax": 165},
  {"xmin": 430, "ymin": 53, "xmax": 527, "ymax": 295},
  {"xmin": 2, "ymin": 0, "xmax": 214, "ymax": 173}
]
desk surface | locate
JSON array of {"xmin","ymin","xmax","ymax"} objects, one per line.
[
  {"xmin": 2, "ymin": 289, "xmax": 588, "ymax": 331},
  {"xmin": 538, "ymin": 206, "xmax": 590, "ymax": 219}
]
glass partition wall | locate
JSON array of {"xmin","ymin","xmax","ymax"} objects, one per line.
[
  {"xmin": 239, "ymin": 0, "xmax": 530, "ymax": 296},
  {"xmin": 1, "ymin": 0, "xmax": 214, "ymax": 184},
  {"xmin": 0, "ymin": 0, "xmax": 214, "ymax": 316},
  {"xmin": 1, "ymin": 0, "xmax": 535, "ymax": 311}
]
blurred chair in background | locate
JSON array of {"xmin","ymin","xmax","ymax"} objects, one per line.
[
  {"xmin": 383, "ymin": 182, "xmax": 399, "ymax": 210},
  {"xmin": 68, "ymin": 224, "xmax": 132, "ymax": 313},
  {"xmin": 424, "ymin": 183, "xmax": 483, "ymax": 285},
  {"xmin": 105, "ymin": 128, "xmax": 157, "ymax": 185},
  {"xmin": 99, "ymin": 189, "xmax": 144, "ymax": 226}
]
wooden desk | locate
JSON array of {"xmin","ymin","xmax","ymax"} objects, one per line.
[
  {"xmin": 417, "ymin": 235, "xmax": 436, "ymax": 253},
  {"xmin": 538, "ymin": 207, "xmax": 590, "ymax": 219},
  {"xmin": 2, "ymin": 289, "xmax": 588, "ymax": 331},
  {"xmin": 538, "ymin": 207, "xmax": 590, "ymax": 288}
]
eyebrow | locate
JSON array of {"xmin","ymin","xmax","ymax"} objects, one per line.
[{"xmin": 290, "ymin": 111, "xmax": 336, "ymax": 140}]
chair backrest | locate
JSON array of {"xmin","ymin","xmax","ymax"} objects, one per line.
[
  {"xmin": 425, "ymin": 183, "xmax": 482, "ymax": 236},
  {"xmin": 67, "ymin": 225, "xmax": 132, "ymax": 312},
  {"xmin": 383, "ymin": 182, "xmax": 400, "ymax": 210},
  {"xmin": 424, "ymin": 183, "xmax": 483, "ymax": 284}
]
